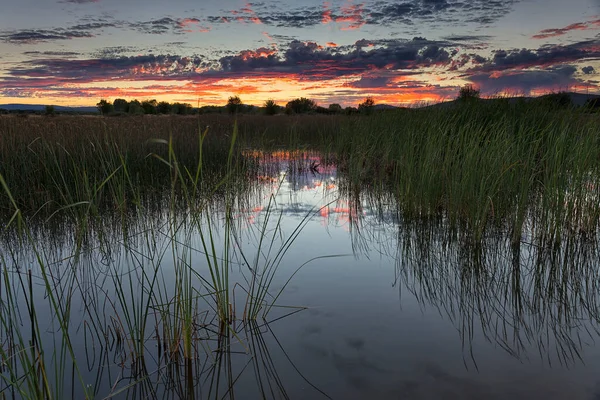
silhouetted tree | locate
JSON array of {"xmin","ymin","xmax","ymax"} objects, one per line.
[
  {"xmin": 113, "ymin": 98, "xmax": 129, "ymax": 113},
  {"xmin": 171, "ymin": 102, "xmax": 194, "ymax": 115},
  {"xmin": 264, "ymin": 99, "xmax": 278, "ymax": 115},
  {"xmin": 285, "ymin": 97, "xmax": 317, "ymax": 114},
  {"xmin": 44, "ymin": 105, "xmax": 56, "ymax": 116},
  {"xmin": 156, "ymin": 101, "xmax": 172, "ymax": 114},
  {"xmin": 141, "ymin": 100, "xmax": 157, "ymax": 114},
  {"xmin": 358, "ymin": 97, "xmax": 375, "ymax": 115},
  {"xmin": 328, "ymin": 103, "xmax": 343, "ymax": 114},
  {"xmin": 128, "ymin": 100, "xmax": 144, "ymax": 114},
  {"xmin": 227, "ymin": 96, "xmax": 243, "ymax": 114},
  {"xmin": 97, "ymin": 99, "xmax": 113, "ymax": 115},
  {"xmin": 457, "ymin": 84, "xmax": 480, "ymax": 102},
  {"xmin": 344, "ymin": 106, "xmax": 358, "ymax": 115}
]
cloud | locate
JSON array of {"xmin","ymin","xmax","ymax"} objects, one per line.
[
  {"xmin": 60, "ymin": 0, "xmax": 100, "ymax": 3},
  {"xmin": 468, "ymin": 65, "xmax": 581, "ymax": 94},
  {"xmin": 533, "ymin": 18, "xmax": 600, "ymax": 39},
  {"xmin": 442, "ymin": 34, "xmax": 493, "ymax": 42},
  {"xmin": 583, "ymin": 65, "xmax": 596, "ymax": 74},
  {"xmin": 214, "ymin": 38, "xmax": 455, "ymax": 81},
  {"xmin": 472, "ymin": 41, "xmax": 600, "ymax": 72},
  {"xmin": 4, "ymin": 54, "xmax": 206, "ymax": 84},
  {"xmin": 0, "ymin": 19, "xmax": 117, "ymax": 44},
  {"xmin": 0, "ymin": 29, "xmax": 94, "ymax": 43},
  {"xmin": 0, "ymin": 15, "xmax": 211, "ymax": 44},
  {"xmin": 206, "ymin": 0, "xmax": 517, "ymax": 29},
  {"xmin": 129, "ymin": 17, "xmax": 211, "ymax": 34},
  {"xmin": 23, "ymin": 51, "xmax": 80, "ymax": 57}
]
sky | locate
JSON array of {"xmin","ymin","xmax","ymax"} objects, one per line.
[{"xmin": 0, "ymin": 0, "xmax": 599, "ymax": 107}]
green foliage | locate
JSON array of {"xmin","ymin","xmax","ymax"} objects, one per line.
[
  {"xmin": 96, "ymin": 99, "xmax": 114, "ymax": 115},
  {"xmin": 227, "ymin": 95, "xmax": 243, "ymax": 114},
  {"xmin": 285, "ymin": 97, "xmax": 317, "ymax": 114}
]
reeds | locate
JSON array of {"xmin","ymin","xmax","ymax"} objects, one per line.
[{"xmin": 0, "ymin": 101, "xmax": 599, "ymax": 397}]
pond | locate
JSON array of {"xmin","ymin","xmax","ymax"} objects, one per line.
[{"xmin": 2, "ymin": 150, "xmax": 600, "ymax": 400}]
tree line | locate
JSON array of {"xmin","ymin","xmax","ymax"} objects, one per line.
[
  {"xmin": 96, "ymin": 99, "xmax": 195, "ymax": 115},
  {"xmin": 94, "ymin": 96, "xmax": 378, "ymax": 116}
]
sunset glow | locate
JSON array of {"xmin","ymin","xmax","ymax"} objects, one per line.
[{"xmin": 0, "ymin": 0, "xmax": 599, "ymax": 107}]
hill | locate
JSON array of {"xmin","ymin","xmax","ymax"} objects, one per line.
[{"xmin": 0, "ymin": 104, "xmax": 98, "ymax": 113}]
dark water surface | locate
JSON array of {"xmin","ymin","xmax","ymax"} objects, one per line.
[{"xmin": 2, "ymin": 152, "xmax": 600, "ymax": 399}]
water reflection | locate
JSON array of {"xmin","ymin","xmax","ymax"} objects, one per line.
[{"xmin": 2, "ymin": 150, "xmax": 600, "ymax": 398}]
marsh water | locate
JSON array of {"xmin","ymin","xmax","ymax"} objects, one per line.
[{"xmin": 3, "ymin": 150, "xmax": 600, "ymax": 400}]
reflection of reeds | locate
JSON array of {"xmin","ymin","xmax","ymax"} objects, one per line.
[
  {"xmin": 0, "ymin": 125, "xmax": 329, "ymax": 398},
  {"xmin": 389, "ymin": 217, "xmax": 600, "ymax": 368}
]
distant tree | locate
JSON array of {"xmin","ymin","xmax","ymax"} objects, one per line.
[
  {"xmin": 344, "ymin": 106, "xmax": 359, "ymax": 115},
  {"xmin": 141, "ymin": 99, "xmax": 158, "ymax": 114},
  {"xmin": 113, "ymin": 98, "xmax": 129, "ymax": 113},
  {"xmin": 264, "ymin": 99, "xmax": 278, "ymax": 115},
  {"xmin": 171, "ymin": 102, "xmax": 194, "ymax": 115},
  {"xmin": 156, "ymin": 101, "xmax": 172, "ymax": 114},
  {"xmin": 358, "ymin": 97, "xmax": 375, "ymax": 115},
  {"xmin": 128, "ymin": 100, "xmax": 144, "ymax": 114},
  {"xmin": 328, "ymin": 103, "xmax": 343, "ymax": 114},
  {"xmin": 97, "ymin": 99, "xmax": 114, "ymax": 115},
  {"xmin": 457, "ymin": 84, "xmax": 480, "ymax": 102},
  {"xmin": 199, "ymin": 105, "xmax": 224, "ymax": 114},
  {"xmin": 227, "ymin": 96, "xmax": 243, "ymax": 114},
  {"xmin": 44, "ymin": 105, "xmax": 56, "ymax": 116},
  {"xmin": 285, "ymin": 97, "xmax": 317, "ymax": 114}
]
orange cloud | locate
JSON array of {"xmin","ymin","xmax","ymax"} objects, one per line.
[
  {"xmin": 322, "ymin": 2, "xmax": 333, "ymax": 24},
  {"xmin": 533, "ymin": 18, "xmax": 600, "ymax": 39},
  {"xmin": 336, "ymin": 1, "xmax": 366, "ymax": 30}
]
